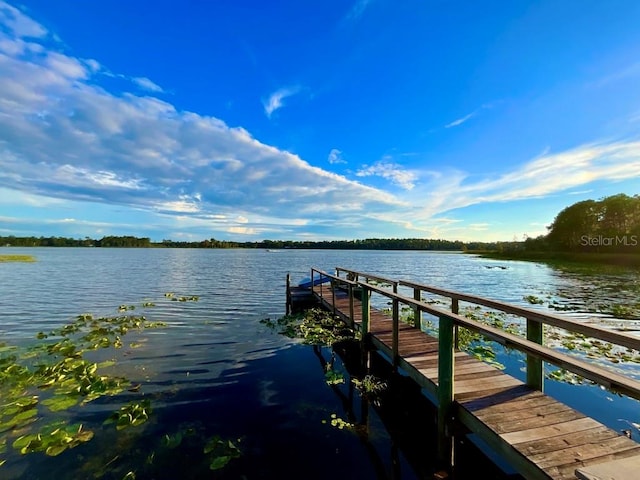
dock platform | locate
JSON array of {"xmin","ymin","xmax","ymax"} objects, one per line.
[{"xmin": 289, "ymin": 267, "xmax": 640, "ymax": 480}]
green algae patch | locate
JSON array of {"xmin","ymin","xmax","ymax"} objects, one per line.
[{"xmin": 0, "ymin": 255, "xmax": 36, "ymax": 262}]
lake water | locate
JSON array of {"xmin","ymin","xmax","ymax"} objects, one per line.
[{"xmin": 1, "ymin": 248, "xmax": 639, "ymax": 479}]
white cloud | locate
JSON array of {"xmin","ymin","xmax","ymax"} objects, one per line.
[
  {"xmin": 132, "ymin": 76, "xmax": 164, "ymax": 93},
  {"xmin": 263, "ymin": 86, "xmax": 301, "ymax": 118},
  {"xmin": 328, "ymin": 148, "xmax": 346, "ymax": 164},
  {"xmin": 407, "ymin": 141, "xmax": 640, "ymax": 221},
  {"xmin": 356, "ymin": 158, "xmax": 417, "ymax": 190},
  {"xmin": 0, "ymin": 1, "xmax": 47, "ymax": 38},
  {"xmin": 0, "ymin": 11, "xmax": 402, "ymax": 234},
  {"xmin": 445, "ymin": 111, "xmax": 476, "ymax": 128}
]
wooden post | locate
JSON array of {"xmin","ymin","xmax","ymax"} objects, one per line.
[
  {"xmin": 348, "ymin": 282, "xmax": 355, "ymax": 328},
  {"xmin": 392, "ymin": 297, "xmax": 399, "ymax": 370},
  {"xmin": 437, "ymin": 314, "xmax": 455, "ymax": 468},
  {"xmin": 331, "ymin": 277, "xmax": 336, "ymax": 316},
  {"xmin": 413, "ymin": 287, "xmax": 422, "ymax": 328},
  {"xmin": 452, "ymin": 298, "xmax": 459, "ymax": 349},
  {"xmin": 526, "ymin": 318, "xmax": 544, "ymax": 391},
  {"xmin": 361, "ymin": 285, "xmax": 371, "ymax": 368},
  {"xmin": 286, "ymin": 273, "xmax": 291, "ymax": 315}
]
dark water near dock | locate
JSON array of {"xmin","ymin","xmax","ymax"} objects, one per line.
[{"xmin": 0, "ymin": 248, "xmax": 639, "ymax": 479}]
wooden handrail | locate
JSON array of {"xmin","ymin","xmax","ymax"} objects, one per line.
[
  {"xmin": 334, "ymin": 267, "xmax": 640, "ymax": 351},
  {"xmin": 335, "ymin": 267, "xmax": 398, "ymax": 289},
  {"xmin": 398, "ymin": 278, "xmax": 640, "ymax": 351},
  {"xmin": 360, "ymin": 282, "xmax": 640, "ymax": 401}
]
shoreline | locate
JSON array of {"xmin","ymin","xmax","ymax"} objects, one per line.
[{"xmin": 467, "ymin": 250, "xmax": 640, "ymax": 270}]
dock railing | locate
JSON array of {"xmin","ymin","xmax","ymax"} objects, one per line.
[{"xmin": 310, "ymin": 266, "xmax": 640, "ymax": 465}]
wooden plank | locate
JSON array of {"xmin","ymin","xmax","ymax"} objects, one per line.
[
  {"xmin": 475, "ymin": 400, "xmax": 574, "ymax": 425},
  {"xmin": 501, "ymin": 417, "xmax": 602, "ymax": 445},
  {"xmin": 550, "ymin": 447, "xmax": 640, "ymax": 480},
  {"xmin": 534, "ymin": 436, "xmax": 640, "ymax": 469},
  {"xmin": 485, "ymin": 409, "xmax": 586, "ymax": 435}
]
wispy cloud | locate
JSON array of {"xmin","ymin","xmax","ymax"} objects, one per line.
[
  {"xmin": 444, "ymin": 103, "xmax": 494, "ymax": 129},
  {"xmin": 406, "ymin": 141, "xmax": 640, "ymax": 221},
  {"xmin": 445, "ymin": 111, "xmax": 476, "ymax": 128},
  {"xmin": 0, "ymin": 1, "xmax": 47, "ymax": 38},
  {"xmin": 346, "ymin": 0, "xmax": 374, "ymax": 21},
  {"xmin": 356, "ymin": 157, "xmax": 417, "ymax": 190},
  {"xmin": 263, "ymin": 86, "xmax": 301, "ymax": 118},
  {"xmin": 132, "ymin": 76, "xmax": 164, "ymax": 93},
  {"xmin": 328, "ymin": 148, "xmax": 346, "ymax": 164}
]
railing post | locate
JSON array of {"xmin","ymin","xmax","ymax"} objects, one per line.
[
  {"xmin": 526, "ymin": 318, "xmax": 544, "ymax": 391},
  {"xmin": 286, "ymin": 273, "xmax": 291, "ymax": 315},
  {"xmin": 348, "ymin": 282, "xmax": 355, "ymax": 328},
  {"xmin": 361, "ymin": 285, "xmax": 371, "ymax": 368},
  {"xmin": 437, "ymin": 314, "xmax": 455, "ymax": 468},
  {"xmin": 451, "ymin": 298, "xmax": 459, "ymax": 349},
  {"xmin": 413, "ymin": 287, "xmax": 422, "ymax": 328},
  {"xmin": 331, "ymin": 276, "xmax": 336, "ymax": 316},
  {"xmin": 392, "ymin": 296, "xmax": 399, "ymax": 370}
]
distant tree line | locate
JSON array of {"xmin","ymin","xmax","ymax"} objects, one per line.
[
  {"xmin": 0, "ymin": 236, "xmax": 152, "ymax": 248},
  {"xmin": 517, "ymin": 193, "xmax": 640, "ymax": 254},
  {"xmin": 1, "ymin": 235, "xmax": 470, "ymax": 250},
  {"xmin": 6, "ymin": 194, "xmax": 634, "ymax": 253}
]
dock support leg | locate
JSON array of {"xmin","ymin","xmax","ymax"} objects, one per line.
[
  {"xmin": 526, "ymin": 318, "xmax": 544, "ymax": 391},
  {"xmin": 437, "ymin": 314, "xmax": 455, "ymax": 469}
]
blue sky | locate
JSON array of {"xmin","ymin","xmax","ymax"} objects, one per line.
[{"xmin": 1, "ymin": 0, "xmax": 639, "ymax": 243}]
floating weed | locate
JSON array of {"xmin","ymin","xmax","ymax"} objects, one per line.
[
  {"xmin": 0, "ymin": 294, "xmax": 195, "ymax": 469},
  {"xmin": 172, "ymin": 295, "xmax": 200, "ymax": 302},
  {"xmin": 352, "ymin": 374, "xmax": 387, "ymax": 407},
  {"xmin": 322, "ymin": 413, "xmax": 354, "ymax": 430},
  {"xmin": 324, "ymin": 367, "xmax": 345, "ymax": 385},
  {"xmin": 261, "ymin": 308, "xmax": 358, "ymax": 346},
  {"xmin": 203, "ymin": 435, "xmax": 241, "ymax": 471},
  {"xmin": 524, "ymin": 295, "xmax": 545, "ymax": 305},
  {"xmin": 105, "ymin": 400, "xmax": 152, "ymax": 430},
  {"xmin": 12, "ymin": 422, "xmax": 93, "ymax": 456}
]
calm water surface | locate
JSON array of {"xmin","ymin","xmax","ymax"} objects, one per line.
[{"xmin": 1, "ymin": 248, "xmax": 639, "ymax": 479}]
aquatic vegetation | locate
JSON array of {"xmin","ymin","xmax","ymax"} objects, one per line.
[
  {"xmin": 203, "ymin": 435, "xmax": 242, "ymax": 470},
  {"xmin": 105, "ymin": 400, "xmax": 152, "ymax": 430},
  {"xmin": 0, "ymin": 255, "xmax": 36, "ymax": 262},
  {"xmin": 324, "ymin": 366, "xmax": 345, "ymax": 385},
  {"xmin": 12, "ymin": 422, "xmax": 93, "ymax": 457},
  {"xmin": 524, "ymin": 295, "xmax": 544, "ymax": 305},
  {"xmin": 0, "ymin": 294, "xmax": 218, "ymax": 472},
  {"xmin": 352, "ymin": 374, "xmax": 387, "ymax": 406},
  {"xmin": 260, "ymin": 308, "xmax": 359, "ymax": 346},
  {"xmin": 322, "ymin": 413, "xmax": 354, "ymax": 430}
]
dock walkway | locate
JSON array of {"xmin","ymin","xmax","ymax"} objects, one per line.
[{"xmin": 293, "ymin": 267, "xmax": 640, "ymax": 480}]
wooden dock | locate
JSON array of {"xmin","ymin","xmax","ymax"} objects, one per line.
[{"xmin": 288, "ymin": 267, "xmax": 640, "ymax": 480}]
